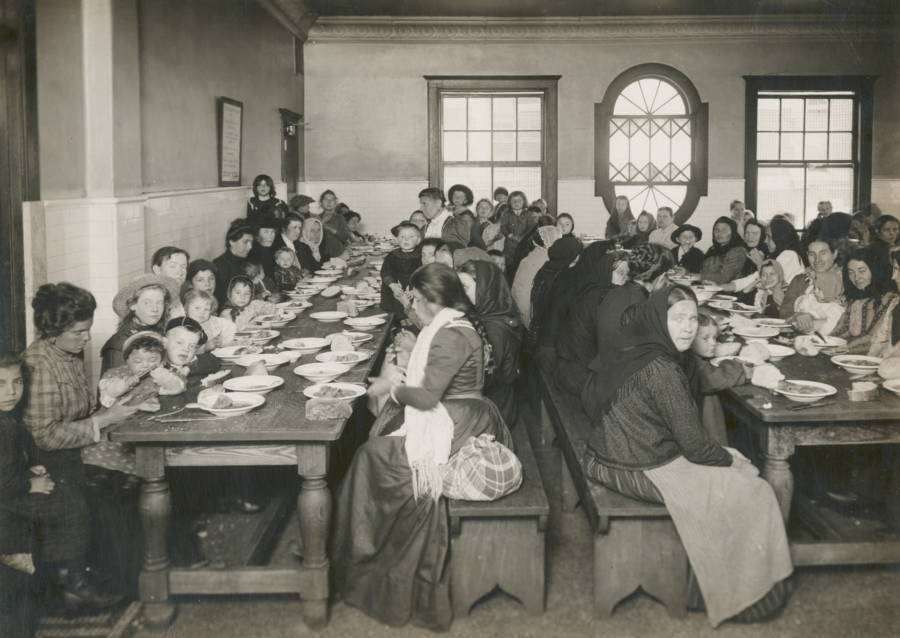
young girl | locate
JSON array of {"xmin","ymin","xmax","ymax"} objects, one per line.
[
  {"xmin": 272, "ymin": 247, "xmax": 304, "ymax": 292},
  {"xmin": 244, "ymin": 261, "xmax": 279, "ymax": 303},
  {"xmin": 754, "ymin": 260, "xmax": 787, "ymax": 317},
  {"xmin": 381, "ymin": 221, "xmax": 422, "ymax": 318},
  {"xmin": 220, "ymin": 276, "xmax": 277, "ymax": 332},
  {"xmin": 623, "ymin": 211, "xmax": 657, "ymax": 248},
  {"xmin": 183, "ymin": 289, "xmax": 236, "ymax": 352}
]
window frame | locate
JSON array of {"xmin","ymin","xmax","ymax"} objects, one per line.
[
  {"xmin": 743, "ymin": 75, "xmax": 876, "ymax": 221},
  {"xmin": 594, "ymin": 63, "xmax": 708, "ymax": 220},
  {"xmin": 426, "ymin": 75, "xmax": 560, "ymax": 212}
]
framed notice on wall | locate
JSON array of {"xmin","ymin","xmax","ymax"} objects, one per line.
[{"xmin": 217, "ymin": 97, "xmax": 243, "ymax": 186}]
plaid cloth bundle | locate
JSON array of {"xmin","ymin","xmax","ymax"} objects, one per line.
[{"xmin": 442, "ymin": 434, "xmax": 522, "ymax": 501}]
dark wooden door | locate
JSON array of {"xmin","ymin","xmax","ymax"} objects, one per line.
[
  {"xmin": 279, "ymin": 108, "xmax": 301, "ymax": 197},
  {"xmin": 0, "ymin": 0, "xmax": 38, "ymax": 355}
]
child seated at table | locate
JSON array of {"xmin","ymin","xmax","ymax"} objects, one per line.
[
  {"xmin": 380, "ymin": 221, "xmax": 421, "ymax": 318},
  {"xmin": 183, "ymin": 289, "xmax": 235, "ymax": 353},
  {"xmin": 689, "ymin": 311, "xmax": 748, "ymax": 444},
  {"xmin": 273, "ymin": 247, "xmax": 303, "ymax": 292},
  {"xmin": 754, "ymin": 260, "xmax": 786, "ymax": 318},
  {"xmin": 244, "ymin": 261, "xmax": 279, "ymax": 303},
  {"xmin": 163, "ymin": 317, "xmax": 221, "ymax": 383},
  {"xmin": 220, "ymin": 275, "xmax": 277, "ymax": 332}
]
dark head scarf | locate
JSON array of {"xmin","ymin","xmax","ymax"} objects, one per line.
[
  {"xmin": 844, "ymin": 246, "xmax": 898, "ymax": 302},
  {"xmin": 529, "ymin": 237, "xmax": 585, "ymax": 344},
  {"xmin": 546, "ymin": 236, "xmax": 583, "ymax": 272},
  {"xmin": 584, "ymin": 285, "xmax": 695, "ymax": 416},
  {"xmin": 705, "ymin": 216, "xmax": 746, "ymax": 260},
  {"xmin": 468, "ymin": 260, "xmax": 518, "ymax": 326},
  {"xmin": 452, "ymin": 247, "xmax": 493, "ymax": 268}
]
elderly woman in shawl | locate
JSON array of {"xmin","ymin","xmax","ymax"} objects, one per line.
[
  {"xmin": 785, "ymin": 236, "xmax": 846, "ymax": 335},
  {"xmin": 456, "ymin": 260, "xmax": 524, "ymax": 425},
  {"xmin": 333, "ymin": 263, "xmax": 512, "ymax": 630},
  {"xmin": 701, "ymin": 217, "xmax": 749, "ymax": 285},
  {"xmin": 510, "ymin": 224, "xmax": 562, "ymax": 327},
  {"xmin": 528, "ymin": 236, "xmax": 584, "ymax": 353},
  {"xmin": 582, "ymin": 285, "xmax": 793, "ymax": 626},
  {"xmin": 294, "ymin": 217, "xmax": 331, "ymax": 272}
]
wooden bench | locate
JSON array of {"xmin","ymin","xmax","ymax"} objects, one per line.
[
  {"xmin": 448, "ymin": 425, "xmax": 550, "ymax": 616},
  {"xmin": 536, "ymin": 370, "xmax": 688, "ymax": 618}
]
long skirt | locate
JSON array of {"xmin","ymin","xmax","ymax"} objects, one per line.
[{"xmin": 332, "ymin": 397, "xmax": 511, "ymax": 630}]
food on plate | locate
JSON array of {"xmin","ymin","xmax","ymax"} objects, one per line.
[
  {"xmin": 321, "ymin": 285, "xmax": 341, "ymax": 298},
  {"xmin": 739, "ymin": 342, "xmax": 770, "ymax": 363},
  {"xmin": 851, "ymin": 381, "xmax": 877, "ymax": 392},
  {"xmin": 331, "ymin": 335, "xmax": 354, "ymax": 352},
  {"xmin": 315, "ymin": 386, "xmax": 356, "ymax": 399},
  {"xmin": 305, "ymin": 398, "xmax": 353, "ymax": 420},
  {"xmin": 839, "ymin": 358, "xmax": 880, "ymax": 368},
  {"xmin": 232, "ymin": 345, "xmax": 262, "ymax": 356},
  {"xmin": 751, "ymin": 363, "xmax": 784, "ymax": 390},
  {"xmin": 776, "ymin": 380, "xmax": 825, "ymax": 395},
  {"xmin": 245, "ymin": 361, "xmax": 269, "ymax": 377},
  {"xmin": 201, "ymin": 369, "xmax": 231, "ymax": 387},
  {"xmin": 329, "ymin": 353, "xmax": 359, "ymax": 363}
]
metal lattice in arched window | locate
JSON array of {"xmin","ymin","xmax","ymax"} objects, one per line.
[{"xmin": 596, "ymin": 64, "xmax": 708, "ymax": 222}]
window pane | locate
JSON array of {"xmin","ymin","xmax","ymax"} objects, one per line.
[
  {"xmin": 443, "ymin": 132, "xmax": 466, "ymax": 161},
  {"xmin": 757, "ymin": 132, "xmax": 779, "ymax": 160},
  {"xmin": 614, "ymin": 93, "xmax": 646, "ymax": 115},
  {"xmin": 493, "ymin": 166, "xmax": 541, "ymax": 201},
  {"xmin": 468, "ymin": 98, "xmax": 491, "ymax": 131},
  {"xmin": 671, "ymin": 126, "xmax": 691, "ymax": 179},
  {"xmin": 804, "ymin": 132, "xmax": 827, "ymax": 160},
  {"xmin": 806, "ymin": 166, "xmax": 853, "ymax": 224},
  {"xmin": 653, "ymin": 185, "xmax": 688, "ymax": 210},
  {"xmin": 650, "ymin": 130, "xmax": 669, "ymax": 180},
  {"xmin": 443, "ymin": 97, "xmax": 466, "ymax": 130},
  {"xmin": 615, "ymin": 185, "xmax": 651, "ymax": 214},
  {"xmin": 829, "ymin": 99, "xmax": 853, "ymax": 131},
  {"xmin": 630, "ymin": 119, "xmax": 650, "ymax": 179},
  {"xmin": 829, "ymin": 132, "xmax": 852, "ymax": 160},
  {"xmin": 805, "ymin": 99, "xmax": 829, "ymax": 132},
  {"xmin": 444, "ymin": 166, "xmax": 492, "ymax": 206},
  {"xmin": 492, "ymin": 132, "xmax": 516, "ymax": 161},
  {"xmin": 780, "ymin": 99, "xmax": 804, "ymax": 131},
  {"xmin": 467, "ymin": 132, "xmax": 491, "ymax": 161},
  {"xmin": 493, "ymin": 98, "xmax": 516, "ymax": 130},
  {"xmin": 757, "ymin": 166, "xmax": 805, "ymax": 221},
  {"xmin": 517, "ymin": 131, "xmax": 541, "ymax": 161},
  {"xmin": 609, "ymin": 126, "xmax": 629, "ymax": 181},
  {"xmin": 757, "ymin": 99, "xmax": 780, "ymax": 131},
  {"xmin": 781, "ymin": 132, "xmax": 803, "ymax": 160},
  {"xmin": 651, "ymin": 81, "xmax": 687, "ymax": 115},
  {"xmin": 517, "ymin": 98, "xmax": 541, "ymax": 130}
]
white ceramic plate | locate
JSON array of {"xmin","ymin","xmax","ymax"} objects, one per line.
[
  {"xmin": 309, "ymin": 276, "xmax": 339, "ymax": 284},
  {"xmin": 293, "ymin": 362, "xmax": 350, "ymax": 384},
  {"xmin": 733, "ymin": 326, "xmax": 779, "ymax": 339},
  {"xmin": 212, "ymin": 344, "xmax": 264, "ymax": 360},
  {"xmin": 310, "ymin": 311, "xmax": 349, "ymax": 323},
  {"xmin": 233, "ymin": 353, "xmax": 289, "ymax": 371},
  {"xmin": 252, "ymin": 311, "xmax": 296, "ymax": 327},
  {"xmin": 315, "ymin": 350, "xmax": 373, "ymax": 365},
  {"xmin": 765, "ymin": 344, "xmax": 795, "ymax": 361},
  {"xmin": 303, "ymin": 382, "xmax": 367, "ymax": 401},
  {"xmin": 710, "ymin": 355, "xmax": 758, "ymax": 368},
  {"xmin": 233, "ymin": 329, "xmax": 280, "ymax": 344},
  {"xmin": 708, "ymin": 300, "xmax": 757, "ymax": 315},
  {"xmin": 339, "ymin": 331, "xmax": 375, "ymax": 345},
  {"xmin": 276, "ymin": 301, "xmax": 312, "ymax": 313},
  {"xmin": 197, "ymin": 392, "xmax": 265, "ymax": 416},
  {"xmin": 755, "ymin": 317, "xmax": 791, "ymax": 328},
  {"xmin": 773, "ymin": 379, "xmax": 838, "ymax": 403},
  {"xmin": 344, "ymin": 316, "xmax": 387, "ymax": 329},
  {"xmin": 223, "ymin": 375, "xmax": 284, "ymax": 394},
  {"xmin": 810, "ymin": 334, "xmax": 847, "ymax": 348},
  {"xmin": 315, "ymin": 269, "xmax": 343, "ymax": 276},
  {"xmin": 882, "ymin": 379, "xmax": 900, "ymax": 396},
  {"xmin": 830, "ymin": 354, "xmax": 882, "ymax": 374},
  {"xmin": 281, "ymin": 337, "xmax": 329, "ymax": 353}
]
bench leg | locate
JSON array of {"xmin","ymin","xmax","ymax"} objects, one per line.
[
  {"xmin": 451, "ymin": 518, "xmax": 545, "ymax": 616},
  {"xmin": 560, "ymin": 458, "xmax": 579, "ymax": 513},
  {"xmin": 639, "ymin": 518, "xmax": 688, "ymax": 618},
  {"xmin": 536, "ymin": 397, "xmax": 555, "ymax": 450},
  {"xmin": 593, "ymin": 524, "xmax": 640, "ymax": 618}
]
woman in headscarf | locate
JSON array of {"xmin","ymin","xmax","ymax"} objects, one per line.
[
  {"xmin": 333, "ymin": 264, "xmax": 512, "ymax": 630},
  {"xmin": 457, "ymin": 260, "xmax": 524, "ymax": 425},
  {"xmin": 295, "ymin": 217, "xmax": 331, "ymax": 272},
  {"xmin": 700, "ymin": 217, "xmax": 749, "ymax": 285},
  {"xmin": 622, "ymin": 211, "xmax": 657, "ymax": 248},
  {"xmin": 582, "ymin": 286, "xmax": 793, "ymax": 626},
  {"xmin": 831, "ymin": 247, "xmax": 900, "ymax": 356},
  {"xmin": 605, "ymin": 195, "xmax": 636, "ymax": 240},
  {"xmin": 556, "ymin": 243, "xmax": 672, "ymax": 396},
  {"xmin": 529, "ymin": 236, "xmax": 584, "ymax": 350},
  {"xmin": 510, "ymin": 222, "xmax": 561, "ymax": 327},
  {"xmin": 743, "ymin": 219, "xmax": 770, "ymax": 271},
  {"xmin": 451, "ymin": 246, "xmax": 492, "ymax": 268}
]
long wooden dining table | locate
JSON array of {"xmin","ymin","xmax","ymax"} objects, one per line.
[
  {"xmin": 110, "ymin": 258, "xmax": 392, "ymax": 630},
  {"xmin": 721, "ymin": 351, "xmax": 900, "ymax": 567}
]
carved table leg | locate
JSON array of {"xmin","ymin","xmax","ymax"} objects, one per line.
[
  {"xmin": 761, "ymin": 430, "xmax": 796, "ymax": 523},
  {"xmin": 297, "ymin": 445, "xmax": 330, "ymax": 629},
  {"xmin": 137, "ymin": 446, "xmax": 175, "ymax": 628}
]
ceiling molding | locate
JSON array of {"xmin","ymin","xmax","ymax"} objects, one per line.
[
  {"xmin": 306, "ymin": 14, "xmax": 896, "ymax": 43},
  {"xmin": 257, "ymin": 0, "xmax": 318, "ymax": 40}
]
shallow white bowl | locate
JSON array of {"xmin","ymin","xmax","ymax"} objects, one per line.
[
  {"xmin": 343, "ymin": 316, "xmax": 387, "ymax": 330},
  {"xmin": 293, "ymin": 362, "xmax": 350, "ymax": 384},
  {"xmin": 315, "ymin": 350, "xmax": 373, "ymax": 365},
  {"xmin": 212, "ymin": 344, "xmax": 264, "ymax": 360},
  {"xmin": 303, "ymin": 382, "xmax": 366, "ymax": 401},
  {"xmin": 882, "ymin": 379, "xmax": 900, "ymax": 396},
  {"xmin": 223, "ymin": 375, "xmax": 284, "ymax": 394},
  {"xmin": 766, "ymin": 344, "xmax": 796, "ymax": 362},
  {"xmin": 281, "ymin": 337, "xmax": 329, "ymax": 353},
  {"xmin": 310, "ymin": 311, "xmax": 349, "ymax": 323},
  {"xmin": 233, "ymin": 353, "xmax": 289, "ymax": 372},
  {"xmin": 830, "ymin": 354, "xmax": 882, "ymax": 375},
  {"xmin": 774, "ymin": 380, "xmax": 837, "ymax": 403},
  {"xmin": 197, "ymin": 392, "xmax": 265, "ymax": 416}
]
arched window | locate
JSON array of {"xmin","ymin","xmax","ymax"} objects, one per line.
[{"xmin": 595, "ymin": 64, "xmax": 708, "ymax": 221}]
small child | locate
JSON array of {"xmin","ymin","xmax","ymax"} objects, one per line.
[
  {"xmin": 272, "ymin": 247, "xmax": 303, "ymax": 292},
  {"xmin": 183, "ymin": 289, "xmax": 235, "ymax": 352},
  {"xmin": 488, "ymin": 249, "xmax": 506, "ymax": 273},
  {"xmin": 381, "ymin": 222, "xmax": 422, "ymax": 318},
  {"xmin": 754, "ymin": 259, "xmax": 786, "ymax": 318},
  {"xmin": 244, "ymin": 261, "xmax": 279, "ymax": 303},
  {"xmin": 689, "ymin": 311, "xmax": 748, "ymax": 444},
  {"xmin": 163, "ymin": 317, "xmax": 221, "ymax": 382},
  {"xmin": 220, "ymin": 275, "xmax": 277, "ymax": 331},
  {"xmin": 670, "ymin": 224, "xmax": 705, "ymax": 274},
  {"xmin": 84, "ymin": 333, "xmax": 184, "ymax": 476}
]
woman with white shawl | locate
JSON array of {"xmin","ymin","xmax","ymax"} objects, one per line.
[{"xmin": 333, "ymin": 263, "xmax": 512, "ymax": 630}]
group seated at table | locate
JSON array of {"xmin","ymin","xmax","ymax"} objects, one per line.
[{"xmin": 5, "ymin": 176, "xmax": 900, "ymax": 636}]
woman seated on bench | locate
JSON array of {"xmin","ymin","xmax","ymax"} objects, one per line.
[
  {"xmin": 332, "ymin": 263, "xmax": 512, "ymax": 631},
  {"xmin": 581, "ymin": 285, "xmax": 793, "ymax": 626}
]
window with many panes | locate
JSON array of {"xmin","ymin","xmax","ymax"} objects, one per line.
[
  {"xmin": 595, "ymin": 64, "xmax": 708, "ymax": 220},
  {"xmin": 427, "ymin": 77, "xmax": 559, "ymax": 210},
  {"xmin": 745, "ymin": 76, "xmax": 874, "ymax": 227}
]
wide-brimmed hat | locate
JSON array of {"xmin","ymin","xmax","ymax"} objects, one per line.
[
  {"xmin": 671, "ymin": 224, "xmax": 702, "ymax": 244},
  {"xmin": 447, "ymin": 184, "xmax": 474, "ymax": 206},
  {"xmin": 391, "ymin": 220, "xmax": 422, "ymax": 237},
  {"xmin": 113, "ymin": 274, "xmax": 181, "ymax": 319}
]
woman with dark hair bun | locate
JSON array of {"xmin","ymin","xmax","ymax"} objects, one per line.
[
  {"xmin": 213, "ymin": 219, "xmax": 256, "ymax": 307},
  {"xmin": 246, "ymin": 174, "xmax": 288, "ymax": 225},
  {"xmin": 333, "ymin": 263, "xmax": 512, "ymax": 630},
  {"xmin": 22, "ymin": 283, "xmax": 133, "ymax": 612}
]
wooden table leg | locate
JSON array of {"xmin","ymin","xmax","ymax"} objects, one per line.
[
  {"xmin": 297, "ymin": 444, "xmax": 330, "ymax": 629},
  {"xmin": 761, "ymin": 429, "xmax": 796, "ymax": 524},
  {"xmin": 136, "ymin": 446, "xmax": 175, "ymax": 628}
]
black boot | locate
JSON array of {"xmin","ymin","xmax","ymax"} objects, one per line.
[{"xmin": 53, "ymin": 567, "xmax": 124, "ymax": 613}]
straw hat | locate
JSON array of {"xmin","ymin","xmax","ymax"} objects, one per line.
[{"xmin": 113, "ymin": 274, "xmax": 181, "ymax": 319}]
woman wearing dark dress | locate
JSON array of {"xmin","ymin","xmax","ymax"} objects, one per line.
[
  {"xmin": 246, "ymin": 174, "xmax": 288, "ymax": 226},
  {"xmin": 333, "ymin": 264, "xmax": 512, "ymax": 630},
  {"xmin": 248, "ymin": 215, "xmax": 280, "ymax": 279},
  {"xmin": 456, "ymin": 260, "xmax": 523, "ymax": 426},
  {"xmin": 295, "ymin": 216, "xmax": 332, "ymax": 272},
  {"xmin": 700, "ymin": 217, "xmax": 748, "ymax": 285},
  {"xmin": 213, "ymin": 219, "xmax": 255, "ymax": 308}
]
